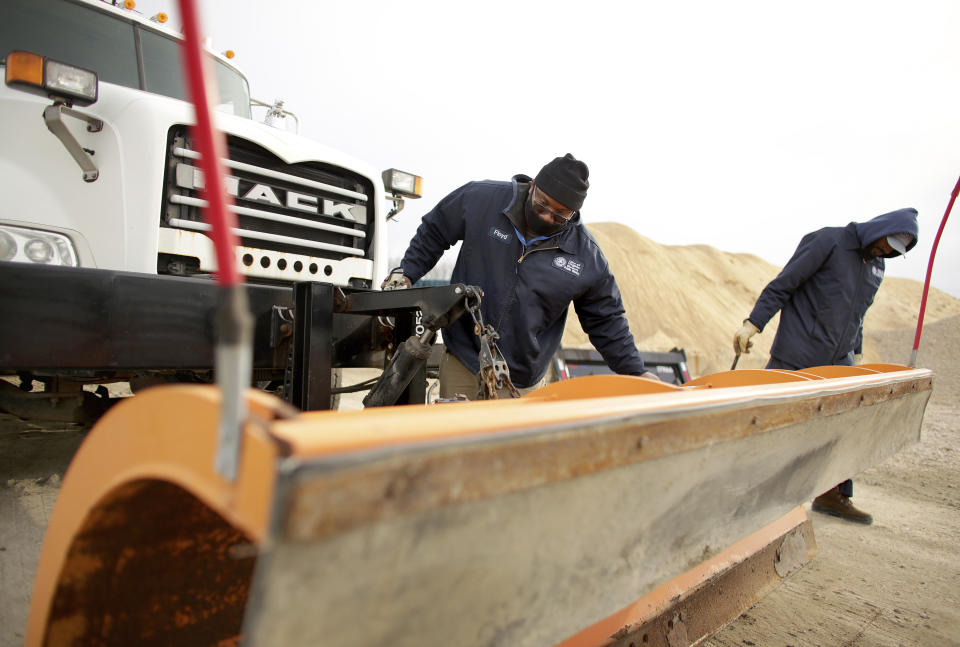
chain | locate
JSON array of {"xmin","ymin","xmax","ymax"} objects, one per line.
[{"xmin": 463, "ymin": 287, "xmax": 520, "ymax": 399}]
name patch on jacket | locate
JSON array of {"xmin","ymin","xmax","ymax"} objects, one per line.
[
  {"xmin": 552, "ymin": 255, "xmax": 582, "ymax": 277},
  {"xmin": 488, "ymin": 227, "xmax": 512, "ymax": 244}
]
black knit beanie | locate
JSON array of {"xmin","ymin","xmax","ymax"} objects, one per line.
[{"xmin": 534, "ymin": 153, "xmax": 589, "ymax": 211}]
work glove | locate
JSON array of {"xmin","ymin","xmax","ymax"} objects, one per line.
[
  {"xmin": 381, "ymin": 267, "xmax": 412, "ymax": 291},
  {"xmin": 640, "ymin": 371, "xmax": 660, "ymax": 381},
  {"xmin": 854, "ymin": 353, "xmax": 863, "ymax": 365},
  {"xmin": 733, "ymin": 320, "xmax": 760, "ymax": 354}
]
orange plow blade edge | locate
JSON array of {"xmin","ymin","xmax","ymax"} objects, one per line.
[{"xmin": 26, "ymin": 365, "xmax": 931, "ymax": 646}]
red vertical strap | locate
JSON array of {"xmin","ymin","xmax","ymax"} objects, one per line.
[
  {"xmin": 176, "ymin": 0, "xmax": 241, "ymax": 287},
  {"xmin": 176, "ymin": 0, "xmax": 253, "ymax": 483},
  {"xmin": 911, "ymin": 175, "xmax": 960, "ymax": 365}
]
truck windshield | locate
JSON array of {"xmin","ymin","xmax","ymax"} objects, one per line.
[{"xmin": 1, "ymin": 0, "xmax": 252, "ymax": 119}]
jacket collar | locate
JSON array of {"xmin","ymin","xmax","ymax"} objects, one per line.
[
  {"xmin": 842, "ymin": 222, "xmax": 863, "ymax": 251},
  {"xmin": 503, "ymin": 174, "xmax": 580, "ymax": 254}
]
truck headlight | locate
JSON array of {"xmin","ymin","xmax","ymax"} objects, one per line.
[
  {"xmin": 382, "ymin": 169, "xmax": 423, "ymax": 199},
  {"xmin": 0, "ymin": 225, "xmax": 79, "ymax": 266},
  {"xmin": 0, "ymin": 231, "xmax": 16, "ymax": 262},
  {"xmin": 4, "ymin": 50, "xmax": 98, "ymax": 107},
  {"xmin": 25, "ymin": 239, "xmax": 55, "ymax": 263}
]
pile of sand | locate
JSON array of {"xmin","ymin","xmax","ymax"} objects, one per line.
[
  {"xmin": 562, "ymin": 222, "xmax": 960, "ymax": 377},
  {"xmin": 869, "ymin": 313, "xmax": 960, "ymax": 404}
]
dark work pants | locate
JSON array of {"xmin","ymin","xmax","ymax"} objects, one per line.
[{"xmin": 767, "ymin": 356, "xmax": 855, "ymax": 498}]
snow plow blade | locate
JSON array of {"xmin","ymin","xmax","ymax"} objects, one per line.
[{"xmin": 26, "ymin": 364, "xmax": 931, "ymax": 646}]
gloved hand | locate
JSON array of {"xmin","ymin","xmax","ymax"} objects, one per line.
[
  {"xmin": 640, "ymin": 371, "xmax": 661, "ymax": 381},
  {"xmin": 854, "ymin": 353, "xmax": 863, "ymax": 365},
  {"xmin": 733, "ymin": 320, "xmax": 760, "ymax": 354},
  {"xmin": 381, "ymin": 267, "xmax": 411, "ymax": 290}
]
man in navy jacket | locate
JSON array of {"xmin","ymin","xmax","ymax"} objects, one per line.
[
  {"xmin": 732, "ymin": 207, "xmax": 920, "ymax": 523},
  {"xmin": 383, "ymin": 154, "xmax": 655, "ymax": 398}
]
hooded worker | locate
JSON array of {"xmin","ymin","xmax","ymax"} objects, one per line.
[
  {"xmin": 383, "ymin": 154, "xmax": 657, "ymax": 399},
  {"xmin": 732, "ymin": 207, "xmax": 920, "ymax": 523}
]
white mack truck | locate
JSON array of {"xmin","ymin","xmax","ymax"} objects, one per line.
[
  {"xmin": 1, "ymin": 0, "xmax": 420, "ymax": 287},
  {"xmin": 0, "ymin": 0, "xmax": 442, "ymax": 420}
]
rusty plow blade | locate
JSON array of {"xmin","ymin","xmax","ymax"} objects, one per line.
[{"xmin": 26, "ymin": 365, "xmax": 932, "ymax": 646}]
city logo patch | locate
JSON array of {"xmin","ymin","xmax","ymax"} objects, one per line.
[
  {"xmin": 872, "ymin": 265, "xmax": 884, "ymax": 280},
  {"xmin": 552, "ymin": 256, "xmax": 582, "ymax": 277},
  {"xmin": 488, "ymin": 226, "xmax": 512, "ymax": 244}
]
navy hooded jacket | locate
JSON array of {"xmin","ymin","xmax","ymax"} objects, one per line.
[
  {"xmin": 399, "ymin": 175, "xmax": 647, "ymax": 387},
  {"xmin": 748, "ymin": 208, "xmax": 919, "ymax": 369}
]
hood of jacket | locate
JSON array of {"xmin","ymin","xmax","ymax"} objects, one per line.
[{"xmin": 854, "ymin": 208, "xmax": 919, "ymax": 257}]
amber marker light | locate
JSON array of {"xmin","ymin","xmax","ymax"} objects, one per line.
[
  {"xmin": 151, "ymin": 12, "xmax": 169, "ymax": 23},
  {"xmin": 224, "ymin": 50, "xmax": 236, "ymax": 59},
  {"xmin": 5, "ymin": 51, "xmax": 44, "ymax": 87},
  {"xmin": 123, "ymin": 0, "xmax": 136, "ymax": 9}
]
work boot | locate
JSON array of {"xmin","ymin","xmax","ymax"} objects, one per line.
[{"xmin": 811, "ymin": 488, "xmax": 873, "ymax": 525}]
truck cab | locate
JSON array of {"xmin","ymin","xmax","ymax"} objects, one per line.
[{"xmin": 1, "ymin": 0, "xmax": 414, "ymax": 288}]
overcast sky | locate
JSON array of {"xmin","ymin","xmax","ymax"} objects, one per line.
[{"xmin": 142, "ymin": 0, "xmax": 960, "ymax": 297}]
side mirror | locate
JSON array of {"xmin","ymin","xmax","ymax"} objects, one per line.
[{"xmin": 5, "ymin": 51, "xmax": 103, "ymax": 181}]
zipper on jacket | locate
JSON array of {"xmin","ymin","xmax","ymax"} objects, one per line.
[
  {"xmin": 836, "ymin": 258, "xmax": 870, "ymax": 362},
  {"xmin": 517, "ymin": 244, "xmax": 560, "ymax": 264},
  {"xmin": 496, "ymin": 244, "xmax": 561, "ymax": 333}
]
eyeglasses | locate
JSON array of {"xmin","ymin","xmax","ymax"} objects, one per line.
[{"xmin": 531, "ymin": 187, "xmax": 575, "ymax": 222}]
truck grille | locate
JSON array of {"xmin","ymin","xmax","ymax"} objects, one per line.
[{"xmin": 160, "ymin": 128, "xmax": 374, "ymax": 283}]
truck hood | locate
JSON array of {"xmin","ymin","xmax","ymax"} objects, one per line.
[
  {"xmin": 102, "ymin": 85, "xmax": 380, "ymax": 186},
  {"xmin": 214, "ymin": 110, "xmax": 380, "ymax": 181}
]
